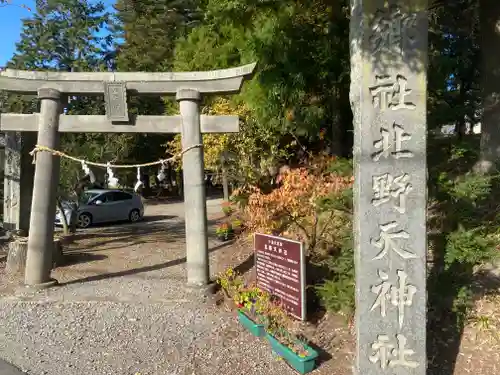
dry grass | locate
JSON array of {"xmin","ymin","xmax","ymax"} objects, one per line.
[{"xmin": 455, "ymin": 293, "xmax": 500, "ymax": 375}]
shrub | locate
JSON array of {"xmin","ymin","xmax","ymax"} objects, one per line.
[
  {"xmin": 427, "ymin": 138, "xmax": 500, "ymax": 325},
  {"xmin": 315, "ymin": 232, "xmax": 355, "ymax": 318},
  {"xmin": 241, "ymin": 155, "xmax": 356, "ymax": 316},
  {"xmin": 231, "ymin": 218, "xmax": 243, "ymax": 234},
  {"xmin": 242, "ymin": 155, "xmax": 353, "ymax": 255},
  {"xmin": 444, "ymin": 226, "xmax": 497, "ymax": 269}
]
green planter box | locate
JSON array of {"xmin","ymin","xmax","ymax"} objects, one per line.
[
  {"xmin": 237, "ymin": 310, "xmax": 266, "ymax": 337},
  {"xmin": 265, "ymin": 333, "xmax": 319, "ymax": 374}
]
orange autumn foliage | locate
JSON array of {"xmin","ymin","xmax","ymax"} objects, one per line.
[{"xmin": 242, "ymin": 156, "xmax": 353, "ymax": 253}]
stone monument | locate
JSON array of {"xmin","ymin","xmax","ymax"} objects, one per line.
[
  {"xmin": 3, "ymin": 131, "xmax": 36, "ymax": 234},
  {"xmin": 0, "ymin": 63, "xmax": 256, "ymax": 288},
  {"xmin": 350, "ymin": 1, "xmax": 428, "ymax": 374}
]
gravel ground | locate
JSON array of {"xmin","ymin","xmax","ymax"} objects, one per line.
[
  {"xmin": 0, "ymin": 198, "xmax": 298, "ymax": 375},
  {"xmin": 0, "ymin": 278, "xmax": 292, "ymax": 375},
  {"xmin": 3, "ymin": 196, "xmax": 497, "ymax": 375}
]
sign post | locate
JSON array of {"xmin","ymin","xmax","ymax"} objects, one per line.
[{"xmin": 254, "ymin": 233, "xmax": 306, "ymax": 321}]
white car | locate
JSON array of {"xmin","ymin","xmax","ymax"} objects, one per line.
[{"xmin": 55, "ymin": 189, "xmax": 145, "ymax": 228}]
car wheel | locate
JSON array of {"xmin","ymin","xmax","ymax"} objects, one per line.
[
  {"xmin": 129, "ymin": 209, "xmax": 141, "ymax": 223},
  {"xmin": 78, "ymin": 213, "xmax": 92, "ymax": 229}
]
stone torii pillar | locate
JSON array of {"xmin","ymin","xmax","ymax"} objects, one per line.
[
  {"xmin": 0, "ymin": 63, "xmax": 256, "ymax": 288},
  {"xmin": 177, "ymin": 88, "xmax": 209, "ymax": 285},
  {"xmin": 25, "ymin": 88, "xmax": 62, "ymax": 286}
]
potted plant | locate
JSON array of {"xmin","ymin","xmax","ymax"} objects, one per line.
[
  {"xmin": 215, "ymin": 222, "xmax": 234, "ymax": 241},
  {"xmin": 215, "ymin": 267, "xmax": 246, "ymax": 312},
  {"xmin": 216, "ymin": 270, "xmax": 267, "ymax": 337},
  {"xmin": 216, "ymin": 267, "xmax": 243, "ymax": 299},
  {"xmin": 221, "ymin": 201, "xmax": 234, "ymax": 216},
  {"xmin": 263, "ymin": 301, "xmax": 319, "ymax": 374},
  {"xmin": 233, "ymin": 285, "xmax": 270, "ymax": 337}
]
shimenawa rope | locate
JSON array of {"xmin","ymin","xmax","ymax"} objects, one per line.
[{"xmin": 29, "ymin": 144, "xmax": 202, "ymax": 169}]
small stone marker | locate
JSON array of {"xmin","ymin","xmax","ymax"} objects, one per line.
[
  {"xmin": 254, "ymin": 233, "xmax": 306, "ymax": 320},
  {"xmin": 350, "ymin": 1, "xmax": 428, "ymax": 374}
]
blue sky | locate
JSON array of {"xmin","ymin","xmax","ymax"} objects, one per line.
[
  {"xmin": 0, "ymin": 0, "xmax": 115, "ymax": 67},
  {"xmin": 0, "ymin": 0, "xmax": 34, "ymax": 66}
]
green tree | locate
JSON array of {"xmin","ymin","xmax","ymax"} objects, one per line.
[
  {"xmin": 2, "ymin": 0, "xmax": 136, "ymax": 227},
  {"xmin": 111, "ymin": 0, "xmax": 204, "ymax": 191},
  {"xmin": 113, "ymin": 0, "xmax": 202, "ymax": 72},
  {"xmin": 170, "ymin": 0, "xmax": 353, "ymax": 188},
  {"xmin": 428, "ymin": 0, "xmax": 480, "ymax": 137},
  {"xmin": 174, "ymin": 0, "xmax": 352, "ymax": 152},
  {"xmin": 9, "ymin": 0, "xmax": 111, "ymax": 71}
]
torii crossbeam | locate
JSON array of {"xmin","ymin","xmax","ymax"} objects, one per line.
[{"xmin": 0, "ymin": 63, "xmax": 257, "ymax": 289}]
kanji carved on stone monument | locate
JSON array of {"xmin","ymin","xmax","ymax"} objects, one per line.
[
  {"xmin": 370, "ymin": 269, "xmax": 417, "ymax": 328},
  {"xmin": 369, "ymin": 6, "xmax": 418, "ymax": 55},
  {"xmin": 104, "ymin": 81, "xmax": 129, "ymax": 122},
  {"xmin": 371, "ymin": 221, "xmax": 417, "ymax": 261},
  {"xmin": 372, "ymin": 172, "xmax": 412, "ymax": 213},
  {"xmin": 344, "ymin": 0, "xmax": 427, "ymax": 373},
  {"xmin": 372, "ymin": 123, "xmax": 413, "ymax": 161},
  {"xmin": 369, "ymin": 334, "xmax": 419, "ymax": 369},
  {"xmin": 369, "ymin": 75, "xmax": 416, "ymax": 111}
]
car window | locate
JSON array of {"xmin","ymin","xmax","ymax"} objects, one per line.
[
  {"xmin": 99, "ymin": 192, "xmax": 115, "ymax": 203},
  {"xmin": 79, "ymin": 192, "xmax": 100, "ymax": 205},
  {"xmin": 112, "ymin": 192, "xmax": 133, "ymax": 201}
]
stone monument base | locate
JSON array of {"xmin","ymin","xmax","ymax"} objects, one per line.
[{"xmin": 5, "ymin": 237, "xmax": 63, "ymax": 275}]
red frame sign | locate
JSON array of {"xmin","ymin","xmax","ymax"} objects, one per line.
[{"xmin": 254, "ymin": 233, "xmax": 306, "ymax": 320}]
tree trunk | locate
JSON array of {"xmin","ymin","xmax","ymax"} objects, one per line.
[
  {"xmin": 69, "ymin": 206, "xmax": 78, "ymax": 234},
  {"xmin": 142, "ymin": 173, "xmax": 151, "ymax": 196},
  {"xmin": 221, "ymin": 153, "xmax": 230, "ymax": 201},
  {"xmin": 475, "ymin": 0, "xmax": 500, "ymax": 173},
  {"xmin": 455, "ymin": 79, "xmax": 469, "ymax": 139},
  {"xmin": 56, "ymin": 197, "xmax": 69, "ymax": 235}
]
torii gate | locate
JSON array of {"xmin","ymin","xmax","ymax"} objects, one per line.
[{"xmin": 0, "ymin": 63, "xmax": 256, "ymax": 289}]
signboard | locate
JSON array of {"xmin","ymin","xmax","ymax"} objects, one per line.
[
  {"xmin": 104, "ymin": 81, "xmax": 129, "ymax": 122},
  {"xmin": 254, "ymin": 233, "xmax": 306, "ymax": 320}
]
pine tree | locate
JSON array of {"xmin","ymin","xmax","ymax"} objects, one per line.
[
  {"xmin": 3, "ymin": 0, "xmax": 134, "ymax": 194},
  {"xmin": 5, "ymin": 0, "xmax": 112, "ymax": 116},
  {"xmin": 9, "ymin": 0, "xmax": 112, "ymax": 71},
  {"xmin": 113, "ymin": 0, "xmax": 202, "ymax": 72}
]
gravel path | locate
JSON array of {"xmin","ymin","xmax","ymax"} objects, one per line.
[
  {"xmin": 0, "ymin": 278, "xmax": 290, "ymax": 375},
  {"xmin": 0, "ymin": 198, "xmax": 294, "ymax": 375}
]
